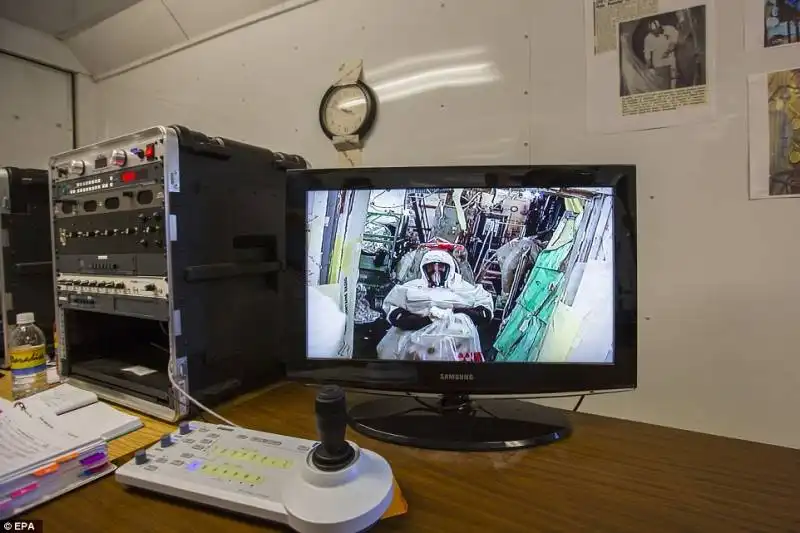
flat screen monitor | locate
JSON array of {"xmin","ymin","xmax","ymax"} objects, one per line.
[{"xmin": 284, "ymin": 166, "xmax": 636, "ymax": 451}]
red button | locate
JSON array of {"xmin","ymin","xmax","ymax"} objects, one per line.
[{"xmin": 145, "ymin": 143, "xmax": 155, "ymax": 160}]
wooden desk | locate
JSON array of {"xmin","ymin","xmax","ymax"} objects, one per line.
[{"xmin": 22, "ymin": 383, "xmax": 800, "ymax": 532}]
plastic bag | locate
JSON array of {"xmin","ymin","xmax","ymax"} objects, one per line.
[
  {"xmin": 354, "ymin": 283, "xmax": 381, "ymax": 325},
  {"xmin": 377, "ymin": 312, "xmax": 483, "ymax": 361},
  {"xmin": 307, "ymin": 286, "xmax": 346, "ymax": 358}
]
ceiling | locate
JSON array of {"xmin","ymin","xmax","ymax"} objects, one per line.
[
  {"xmin": 0, "ymin": 0, "xmax": 286, "ymax": 76},
  {"xmin": 0, "ymin": 0, "xmax": 141, "ymax": 40}
]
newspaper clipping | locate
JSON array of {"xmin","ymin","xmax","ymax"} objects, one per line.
[
  {"xmin": 618, "ymin": 6, "xmax": 708, "ymax": 116},
  {"xmin": 593, "ymin": 0, "xmax": 659, "ymax": 54},
  {"xmin": 586, "ymin": 0, "xmax": 715, "ymax": 133},
  {"xmin": 748, "ymin": 67, "xmax": 800, "ymax": 199}
]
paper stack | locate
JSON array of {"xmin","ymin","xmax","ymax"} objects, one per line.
[
  {"xmin": 0, "ymin": 397, "xmax": 115, "ymax": 519},
  {"xmin": 19, "ymin": 383, "xmax": 143, "ymax": 441}
]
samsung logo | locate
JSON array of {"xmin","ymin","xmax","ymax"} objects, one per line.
[{"xmin": 439, "ymin": 373, "xmax": 474, "ymax": 381}]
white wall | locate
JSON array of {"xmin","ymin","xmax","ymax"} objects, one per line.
[
  {"xmin": 76, "ymin": 0, "xmax": 800, "ymax": 449},
  {"xmin": 0, "ymin": 53, "xmax": 74, "ymax": 168}
]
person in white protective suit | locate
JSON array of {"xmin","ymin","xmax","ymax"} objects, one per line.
[{"xmin": 378, "ymin": 249, "xmax": 493, "ymax": 361}]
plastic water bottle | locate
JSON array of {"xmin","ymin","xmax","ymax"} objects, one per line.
[{"xmin": 9, "ymin": 312, "xmax": 48, "ymax": 400}]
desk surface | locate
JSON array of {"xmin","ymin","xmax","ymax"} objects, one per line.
[{"xmin": 22, "ymin": 382, "xmax": 800, "ymax": 532}]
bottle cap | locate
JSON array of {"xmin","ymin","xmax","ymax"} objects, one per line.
[{"xmin": 16, "ymin": 312, "xmax": 35, "ymax": 325}]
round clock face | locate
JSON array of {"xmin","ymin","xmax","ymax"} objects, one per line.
[{"xmin": 321, "ymin": 84, "xmax": 372, "ymax": 137}]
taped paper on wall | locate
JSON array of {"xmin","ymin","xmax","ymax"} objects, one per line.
[
  {"xmin": 586, "ymin": 0, "xmax": 716, "ymax": 133},
  {"xmin": 746, "ymin": 1, "xmax": 800, "ymax": 50},
  {"xmin": 592, "ymin": 0, "xmax": 659, "ymax": 55},
  {"xmin": 748, "ymin": 67, "xmax": 800, "ymax": 199}
]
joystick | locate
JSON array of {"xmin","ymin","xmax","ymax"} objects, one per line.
[
  {"xmin": 283, "ymin": 385, "xmax": 395, "ymax": 533},
  {"xmin": 311, "ymin": 385, "xmax": 356, "ymax": 471}
]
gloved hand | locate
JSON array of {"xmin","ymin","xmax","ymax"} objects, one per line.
[{"xmin": 429, "ymin": 307, "xmax": 452, "ymax": 320}]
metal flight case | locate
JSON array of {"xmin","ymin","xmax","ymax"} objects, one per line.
[
  {"xmin": 0, "ymin": 167, "xmax": 55, "ymax": 368},
  {"xmin": 49, "ymin": 126, "xmax": 306, "ymax": 421}
]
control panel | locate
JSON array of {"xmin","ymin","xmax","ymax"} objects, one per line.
[
  {"xmin": 55, "ymin": 164, "xmax": 161, "ymax": 198},
  {"xmin": 51, "ymin": 128, "xmax": 171, "ymax": 281},
  {"xmin": 57, "ymin": 274, "xmax": 168, "ymax": 299},
  {"xmin": 53, "ymin": 139, "xmax": 162, "ymax": 182},
  {"xmin": 115, "ymin": 387, "xmax": 396, "ymax": 533},
  {"xmin": 118, "ymin": 422, "xmax": 312, "ymax": 515}
]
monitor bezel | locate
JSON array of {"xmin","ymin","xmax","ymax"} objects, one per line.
[{"xmin": 284, "ymin": 165, "xmax": 637, "ymax": 395}]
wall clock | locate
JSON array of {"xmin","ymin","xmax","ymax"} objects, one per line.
[{"xmin": 319, "ymin": 79, "xmax": 377, "ymax": 140}]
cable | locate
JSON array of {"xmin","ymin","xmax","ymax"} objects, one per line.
[
  {"xmin": 150, "ymin": 341, "xmax": 239, "ymax": 427},
  {"xmin": 167, "ymin": 358, "xmax": 239, "ymax": 427},
  {"xmin": 573, "ymin": 395, "xmax": 586, "ymax": 412}
]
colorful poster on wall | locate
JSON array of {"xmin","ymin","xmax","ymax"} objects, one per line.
[
  {"xmin": 748, "ymin": 67, "xmax": 800, "ymax": 199},
  {"xmin": 586, "ymin": 0, "xmax": 717, "ymax": 133},
  {"xmin": 746, "ymin": 1, "xmax": 800, "ymax": 50}
]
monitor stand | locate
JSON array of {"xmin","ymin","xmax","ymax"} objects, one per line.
[{"xmin": 347, "ymin": 394, "xmax": 572, "ymax": 451}]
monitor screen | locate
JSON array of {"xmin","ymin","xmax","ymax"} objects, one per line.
[{"xmin": 305, "ymin": 187, "xmax": 614, "ymax": 364}]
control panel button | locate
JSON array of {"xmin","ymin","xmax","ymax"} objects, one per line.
[
  {"xmin": 160, "ymin": 434, "xmax": 173, "ymax": 448},
  {"xmin": 115, "ymin": 282, "xmax": 125, "ymax": 289},
  {"xmin": 135, "ymin": 449, "xmax": 148, "ymax": 465},
  {"xmin": 145, "ymin": 143, "xmax": 156, "ymax": 161},
  {"xmin": 144, "ymin": 284, "xmax": 156, "ymax": 291},
  {"xmin": 131, "ymin": 148, "xmax": 144, "ymax": 159},
  {"xmin": 138, "ymin": 239, "xmax": 148, "ymax": 247},
  {"xmin": 179, "ymin": 421, "xmax": 191, "ymax": 435},
  {"xmin": 111, "ymin": 149, "xmax": 127, "ymax": 167}
]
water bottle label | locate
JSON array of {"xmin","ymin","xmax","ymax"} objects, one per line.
[{"xmin": 10, "ymin": 345, "xmax": 47, "ymax": 374}]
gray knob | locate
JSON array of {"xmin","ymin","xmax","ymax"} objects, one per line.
[
  {"xmin": 134, "ymin": 449, "xmax": 147, "ymax": 465},
  {"xmin": 68, "ymin": 160, "xmax": 85, "ymax": 176},
  {"xmin": 179, "ymin": 421, "xmax": 191, "ymax": 435},
  {"xmin": 160, "ymin": 434, "xmax": 173, "ymax": 447}
]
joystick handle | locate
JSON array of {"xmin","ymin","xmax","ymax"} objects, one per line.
[{"xmin": 311, "ymin": 385, "xmax": 355, "ymax": 471}]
